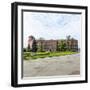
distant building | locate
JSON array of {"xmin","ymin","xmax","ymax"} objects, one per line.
[
  {"xmin": 58, "ymin": 39, "xmax": 78, "ymax": 52},
  {"xmin": 36, "ymin": 40, "xmax": 58, "ymax": 52},
  {"xmin": 36, "ymin": 39, "xmax": 78, "ymax": 52}
]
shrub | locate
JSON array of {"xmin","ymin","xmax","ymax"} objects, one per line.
[
  {"xmin": 37, "ymin": 52, "xmax": 50, "ymax": 55},
  {"xmin": 23, "ymin": 52, "xmax": 31, "ymax": 60}
]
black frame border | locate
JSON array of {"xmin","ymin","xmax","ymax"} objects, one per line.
[{"xmin": 11, "ymin": 2, "xmax": 88, "ymax": 87}]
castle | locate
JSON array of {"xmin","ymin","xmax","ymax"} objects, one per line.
[{"xmin": 36, "ymin": 39, "xmax": 78, "ymax": 52}]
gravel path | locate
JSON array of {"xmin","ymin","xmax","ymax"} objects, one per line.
[{"xmin": 23, "ymin": 54, "xmax": 80, "ymax": 77}]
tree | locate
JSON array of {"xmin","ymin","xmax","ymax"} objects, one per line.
[
  {"xmin": 60, "ymin": 41, "xmax": 67, "ymax": 51},
  {"xmin": 37, "ymin": 43, "xmax": 43, "ymax": 52},
  {"xmin": 66, "ymin": 35, "xmax": 71, "ymax": 40},
  {"xmin": 66, "ymin": 35, "xmax": 71, "ymax": 51},
  {"xmin": 57, "ymin": 40, "xmax": 67, "ymax": 51},
  {"xmin": 37, "ymin": 37, "xmax": 45, "ymax": 52}
]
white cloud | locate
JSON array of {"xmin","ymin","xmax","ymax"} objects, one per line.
[{"xmin": 23, "ymin": 12, "xmax": 81, "ymax": 48}]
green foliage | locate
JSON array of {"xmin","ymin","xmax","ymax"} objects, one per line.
[
  {"xmin": 23, "ymin": 52, "xmax": 31, "ymax": 60},
  {"xmin": 60, "ymin": 43, "xmax": 67, "ymax": 51},
  {"xmin": 23, "ymin": 48, "xmax": 31, "ymax": 52},
  {"xmin": 37, "ymin": 37, "xmax": 45, "ymax": 52},
  {"xmin": 23, "ymin": 51, "xmax": 78, "ymax": 60},
  {"xmin": 37, "ymin": 44, "xmax": 43, "ymax": 52},
  {"xmin": 57, "ymin": 41, "xmax": 67, "ymax": 51},
  {"xmin": 36, "ymin": 52, "xmax": 49, "ymax": 55},
  {"xmin": 23, "ymin": 48, "xmax": 27, "ymax": 52}
]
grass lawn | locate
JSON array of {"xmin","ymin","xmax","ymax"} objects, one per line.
[{"xmin": 23, "ymin": 51, "xmax": 78, "ymax": 60}]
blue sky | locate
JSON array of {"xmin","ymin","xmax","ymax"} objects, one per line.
[{"xmin": 23, "ymin": 12, "xmax": 81, "ymax": 48}]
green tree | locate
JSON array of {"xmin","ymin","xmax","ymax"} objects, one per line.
[
  {"xmin": 37, "ymin": 42, "xmax": 43, "ymax": 52},
  {"xmin": 57, "ymin": 40, "xmax": 67, "ymax": 51},
  {"xmin": 37, "ymin": 37, "xmax": 44, "ymax": 52},
  {"xmin": 61, "ymin": 43, "xmax": 67, "ymax": 51}
]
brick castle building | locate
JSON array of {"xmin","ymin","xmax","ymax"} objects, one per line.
[{"xmin": 36, "ymin": 39, "xmax": 78, "ymax": 52}]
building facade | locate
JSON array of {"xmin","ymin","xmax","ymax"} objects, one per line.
[
  {"xmin": 36, "ymin": 40, "xmax": 58, "ymax": 52},
  {"xmin": 36, "ymin": 39, "xmax": 78, "ymax": 52}
]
